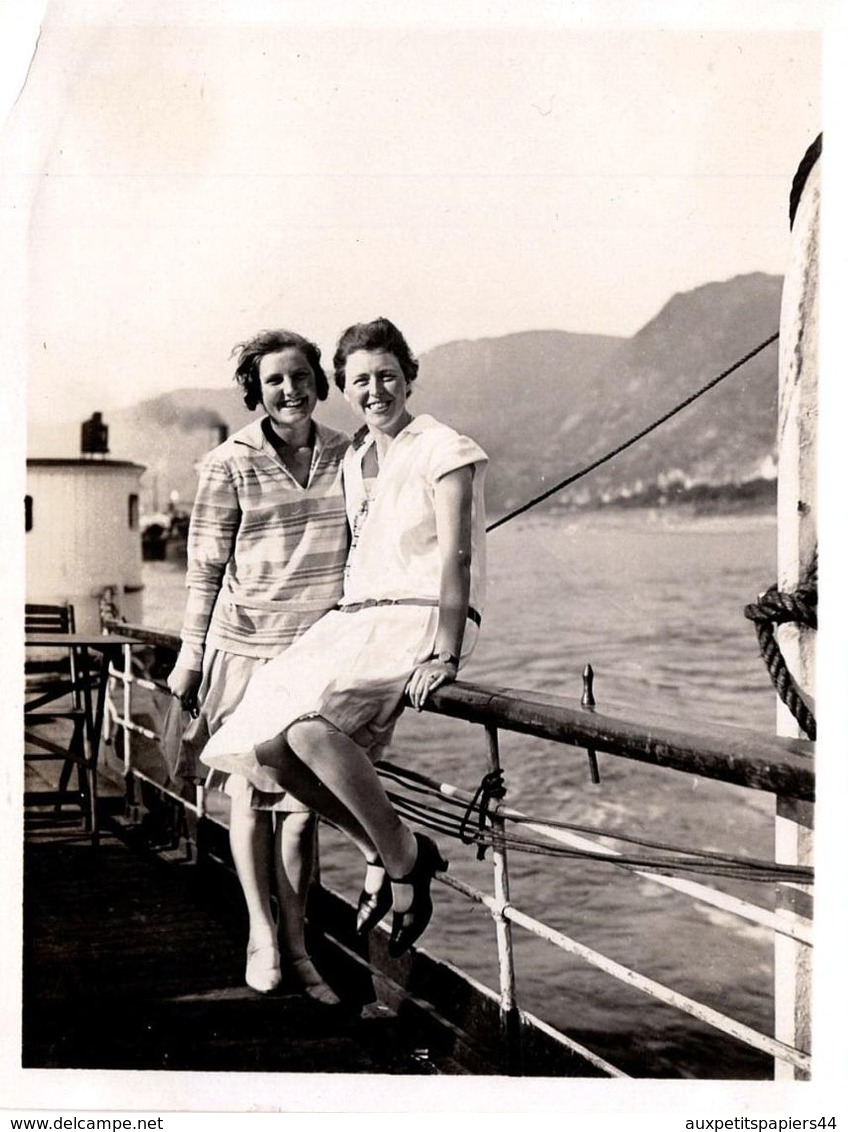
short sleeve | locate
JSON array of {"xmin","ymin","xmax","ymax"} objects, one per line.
[{"xmin": 427, "ymin": 427, "xmax": 488, "ymax": 485}]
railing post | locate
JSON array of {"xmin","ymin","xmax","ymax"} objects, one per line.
[
  {"xmin": 484, "ymin": 722, "xmax": 522, "ymax": 1074},
  {"xmin": 120, "ymin": 642, "xmax": 141, "ymax": 821},
  {"xmin": 582, "ymin": 663, "xmax": 601, "ymax": 783}
]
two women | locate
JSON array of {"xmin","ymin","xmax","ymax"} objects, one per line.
[
  {"xmin": 201, "ymin": 317, "xmax": 488, "ymax": 957},
  {"xmin": 167, "ymin": 330, "xmax": 349, "ymax": 999}
]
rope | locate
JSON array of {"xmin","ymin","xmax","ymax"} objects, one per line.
[
  {"xmin": 380, "ymin": 761, "xmax": 779, "ymax": 863},
  {"xmin": 377, "ymin": 763, "xmax": 814, "ymax": 885},
  {"xmin": 789, "ymin": 132, "xmax": 822, "ymax": 230},
  {"xmin": 458, "ymin": 769, "xmax": 507, "ymax": 859},
  {"xmin": 744, "ymin": 551, "xmax": 817, "ymax": 741},
  {"xmin": 381, "ymin": 760, "xmax": 800, "ymax": 866},
  {"xmin": 389, "ymin": 789, "xmax": 811, "ymax": 883},
  {"xmin": 486, "ymin": 331, "xmax": 780, "ymax": 532}
]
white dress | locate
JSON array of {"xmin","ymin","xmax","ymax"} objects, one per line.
[{"xmin": 200, "ymin": 415, "xmax": 488, "ymax": 767}]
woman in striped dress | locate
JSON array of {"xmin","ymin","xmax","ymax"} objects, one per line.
[{"xmin": 167, "ymin": 330, "xmax": 350, "ymax": 1000}]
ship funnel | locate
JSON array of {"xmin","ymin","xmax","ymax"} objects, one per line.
[{"xmin": 81, "ymin": 412, "xmax": 109, "ymax": 457}]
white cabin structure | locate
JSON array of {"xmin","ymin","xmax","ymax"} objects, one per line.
[{"xmin": 25, "ymin": 457, "xmax": 146, "ymax": 632}]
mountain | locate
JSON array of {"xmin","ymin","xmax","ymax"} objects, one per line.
[
  {"xmin": 536, "ymin": 272, "xmax": 783, "ymax": 510},
  {"xmin": 409, "ymin": 329, "xmax": 624, "ymax": 512},
  {"xmin": 27, "ymin": 272, "xmax": 783, "ymax": 518}
]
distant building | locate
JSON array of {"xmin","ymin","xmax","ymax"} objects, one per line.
[{"xmin": 26, "ymin": 414, "xmax": 146, "ymax": 632}]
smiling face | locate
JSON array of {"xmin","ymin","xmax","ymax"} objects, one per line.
[
  {"xmin": 342, "ymin": 349, "xmax": 412, "ymax": 437},
  {"xmin": 258, "ymin": 347, "xmax": 319, "ymax": 435}
]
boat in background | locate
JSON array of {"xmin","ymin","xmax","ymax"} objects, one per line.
[{"xmin": 140, "ymin": 501, "xmax": 190, "ymax": 563}]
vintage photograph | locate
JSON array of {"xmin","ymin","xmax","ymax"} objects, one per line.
[{"xmin": 4, "ymin": 0, "xmax": 843, "ymax": 1117}]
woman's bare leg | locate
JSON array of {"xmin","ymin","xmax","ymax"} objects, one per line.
[
  {"xmin": 229, "ymin": 795, "xmax": 276, "ymax": 950},
  {"xmin": 255, "ymin": 733, "xmax": 378, "ymax": 862},
  {"xmin": 227, "ymin": 790, "xmax": 282, "ymax": 992},
  {"xmin": 274, "ymin": 810, "xmax": 340, "ymax": 1005},
  {"xmin": 258, "ymin": 718, "xmax": 446, "ymax": 954},
  {"xmin": 273, "ymin": 810, "xmax": 314, "ymax": 958},
  {"xmin": 278, "ymin": 719, "xmax": 417, "ymax": 881}
]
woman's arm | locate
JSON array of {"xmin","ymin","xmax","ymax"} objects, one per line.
[
  {"xmin": 406, "ymin": 465, "xmax": 474, "ymax": 710},
  {"xmin": 166, "ymin": 457, "xmax": 240, "ymax": 711}
]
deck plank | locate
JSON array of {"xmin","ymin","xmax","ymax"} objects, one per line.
[{"xmin": 21, "ymin": 820, "xmax": 443, "ymax": 1075}]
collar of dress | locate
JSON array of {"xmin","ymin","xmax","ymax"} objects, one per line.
[
  {"xmin": 351, "ymin": 413, "xmax": 439, "ymax": 452},
  {"xmin": 232, "ymin": 416, "xmax": 330, "ymax": 454}
]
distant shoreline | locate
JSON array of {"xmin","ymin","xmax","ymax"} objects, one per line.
[
  {"xmin": 489, "ymin": 478, "xmax": 777, "ymax": 527},
  {"xmin": 590, "ymin": 477, "xmax": 777, "ymax": 516}
]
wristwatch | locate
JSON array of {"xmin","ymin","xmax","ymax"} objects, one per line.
[{"xmin": 430, "ymin": 650, "xmax": 459, "ymax": 667}]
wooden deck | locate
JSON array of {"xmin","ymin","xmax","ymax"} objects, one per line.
[
  {"xmin": 21, "ymin": 745, "xmax": 777, "ymax": 1081},
  {"xmin": 21, "ymin": 708, "xmax": 613, "ymax": 1080},
  {"xmin": 21, "ymin": 713, "xmax": 780, "ymax": 1080},
  {"xmin": 22, "ymin": 807, "xmax": 455, "ymax": 1075},
  {"xmin": 23, "ymin": 805, "xmax": 616, "ymax": 1077}
]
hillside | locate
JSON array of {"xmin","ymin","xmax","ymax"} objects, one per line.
[
  {"xmin": 540, "ymin": 272, "xmax": 782, "ymax": 510},
  {"xmin": 27, "ymin": 272, "xmax": 784, "ymax": 518}
]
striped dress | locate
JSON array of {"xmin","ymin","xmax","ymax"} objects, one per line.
[{"xmin": 177, "ymin": 416, "xmax": 350, "ymax": 669}]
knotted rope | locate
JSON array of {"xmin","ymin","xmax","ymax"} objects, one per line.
[
  {"xmin": 744, "ymin": 551, "xmax": 817, "ymax": 741},
  {"xmin": 377, "ymin": 762, "xmax": 814, "ymax": 884},
  {"xmin": 458, "ymin": 769, "xmax": 507, "ymax": 860}
]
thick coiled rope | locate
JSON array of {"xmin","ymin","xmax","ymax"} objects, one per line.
[{"xmin": 744, "ymin": 551, "xmax": 817, "ymax": 741}]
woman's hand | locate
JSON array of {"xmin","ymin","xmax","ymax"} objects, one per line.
[
  {"xmin": 406, "ymin": 656, "xmax": 458, "ymax": 711},
  {"xmin": 166, "ymin": 663, "xmax": 202, "ymax": 718}
]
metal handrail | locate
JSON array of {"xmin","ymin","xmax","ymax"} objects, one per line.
[
  {"xmin": 104, "ymin": 618, "xmax": 814, "ymax": 800},
  {"xmin": 100, "ymin": 616, "xmax": 814, "ymax": 1076},
  {"xmin": 426, "ymin": 680, "xmax": 814, "ymax": 801}
]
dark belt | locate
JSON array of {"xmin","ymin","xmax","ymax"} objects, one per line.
[{"xmin": 336, "ymin": 597, "xmax": 482, "ymax": 627}]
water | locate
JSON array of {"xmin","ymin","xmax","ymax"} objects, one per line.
[{"xmin": 143, "ymin": 507, "xmax": 780, "ymax": 1075}]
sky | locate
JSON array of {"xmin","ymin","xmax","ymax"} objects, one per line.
[{"xmin": 1, "ymin": 0, "xmax": 828, "ymax": 429}]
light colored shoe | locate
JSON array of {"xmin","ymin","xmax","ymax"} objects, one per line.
[
  {"xmin": 245, "ymin": 943, "xmax": 282, "ymax": 994},
  {"xmin": 289, "ymin": 956, "xmax": 341, "ymax": 1006}
]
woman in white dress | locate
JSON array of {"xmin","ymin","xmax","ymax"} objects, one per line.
[{"xmin": 202, "ymin": 317, "xmax": 487, "ymax": 957}]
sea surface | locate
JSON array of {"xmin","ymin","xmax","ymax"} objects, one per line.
[{"xmin": 143, "ymin": 507, "xmax": 782, "ymax": 1077}]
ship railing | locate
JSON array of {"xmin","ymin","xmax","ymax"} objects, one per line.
[{"xmin": 99, "ymin": 617, "xmax": 814, "ymax": 1079}]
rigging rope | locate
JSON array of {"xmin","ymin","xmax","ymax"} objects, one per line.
[
  {"xmin": 388, "ymin": 787, "xmax": 811, "ymax": 883},
  {"xmin": 381, "ymin": 762, "xmax": 792, "ymax": 866},
  {"xmin": 376, "ymin": 761, "xmax": 814, "ymax": 885},
  {"xmin": 486, "ymin": 331, "xmax": 780, "ymax": 532}
]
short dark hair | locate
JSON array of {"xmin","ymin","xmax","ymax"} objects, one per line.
[
  {"xmin": 232, "ymin": 329, "xmax": 329, "ymax": 410},
  {"xmin": 332, "ymin": 318, "xmax": 419, "ymax": 392}
]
